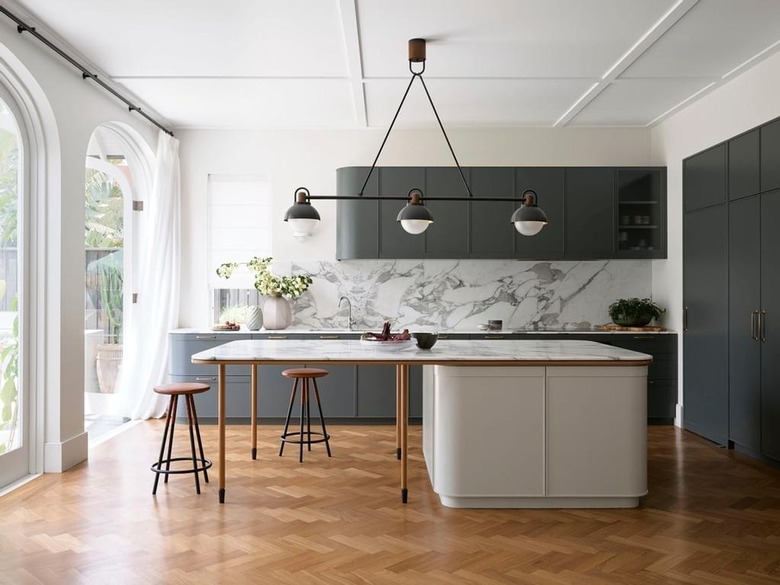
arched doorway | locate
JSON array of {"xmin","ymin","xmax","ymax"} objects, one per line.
[{"xmin": 83, "ymin": 124, "xmax": 152, "ymax": 442}]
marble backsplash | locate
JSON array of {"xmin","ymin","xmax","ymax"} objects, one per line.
[{"xmin": 263, "ymin": 259, "xmax": 651, "ymax": 331}]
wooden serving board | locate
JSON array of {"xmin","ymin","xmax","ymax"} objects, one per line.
[{"xmin": 596, "ymin": 323, "xmax": 667, "ymax": 332}]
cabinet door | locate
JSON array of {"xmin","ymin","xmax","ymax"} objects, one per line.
[
  {"xmin": 424, "ymin": 167, "xmax": 469, "ymax": 258},
  {"xmin": 469, "ymin": 167, "xmax": 515, "ymax": 258},
  {"xmin": 336, "ymin": 166, "xmax": 379, "ymax": 259},
  {"xmin": 356, "ymin": 365, "xmax": 422, "ymax": 418},
  {"xmin": 729, "ymin": 130, "xmax": 760, "ymax": 200},
  {"xmin": 683, "ymin": 144, "xmax": 726, "ymax": 212},
  {"xmin": 379, "ymin": 168, "xmax": 425, "ymax": 258},
  {"xmin": 170, "ymin": 374, "xmax": 249, "ymax": 422},
  {"xmin": 760, "ymin": 190, "xmax": 780, "ymax": 461},
  {"xmin": 564, "ymin": 168, "xmax": 614, "ymax": 259},
  {"xmin": 305, "ymin": 364, "xmax": 356, "ymax": 418},
  {"xmin": 728, "ymin": 196, "xmax": 761, "ymax": 450},
  {"xmin": 683, "ymin": 205, "xmax": 729, "ymax": 444},
  {"xmin": 761, "ymin": 119, "xmax": 780, "ymax": 192},
  {"xmin": 514, "ymin": 167, "xmax": 564, "ymax": 259}
]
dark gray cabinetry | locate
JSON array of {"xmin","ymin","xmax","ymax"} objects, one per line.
[
  {"xmin": 336, "ymin": 166, "xmax": 378, "ymax": 259},
  {"xmin": 515, "ymin": 168, "xmax": 564, "ymax": 259},
  {"xmin": 683, "ymin": 144, "xmax": 727, "ymax": 211},
  {"xmin": 760, "ymin": 191, "xmax": 780, "ymax": 460},
  {"xmin": 356, "ymin": 366, "xmax": 422, "ymax": 419},
  {"xmin": 729, "ymin": 130, "xmax": 760, "ymax": 200},
  {"xmin": 761, "ymin": 119, "xmax": 780, "ymax": 191},
  {"xmin": 683, "ymin": 205, "xmax": 729, "ymax": 444},
  {"xmin": 728, "ymin": 196, "xmax": 761, "ymax": 451},
  {"xmin": 425, "ymin": 167, "xmax": 470, "ymax": 258},
  {"xmin": 469, "ymin": 167, "xmax": 515, "ymax": 258},
  {"xmin": 379, "ymin": 167, "xmax": 426, "ymax": 259},
  {"xmin": 564, "ymin": 168, "xmax": 614, "ymax": 259}
]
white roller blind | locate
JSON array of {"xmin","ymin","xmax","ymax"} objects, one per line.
[{"xmin": 207, "ymin": 174, "xmax": 271, "ymax": 288}]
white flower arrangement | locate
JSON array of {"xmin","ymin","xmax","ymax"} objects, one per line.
[{"xmin": 216, "ymin": 257, "xmax": 312, "ymax": 299}]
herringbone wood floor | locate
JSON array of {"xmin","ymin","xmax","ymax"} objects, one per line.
[{"xmin": 1, "ymin": 423, "xmax": 779, "ymax": 584}]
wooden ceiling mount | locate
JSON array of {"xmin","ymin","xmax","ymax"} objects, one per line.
[{"xmin": 408, "ymin": 38, "xmax": 426, "ymax": 63}]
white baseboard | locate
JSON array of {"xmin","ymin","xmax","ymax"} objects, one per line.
[{"xmin": 44, "ymin": 430, "xmax": 88, "ymax": 472}]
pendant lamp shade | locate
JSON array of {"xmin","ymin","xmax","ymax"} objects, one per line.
[
  {"xmin": 396, "ymin": 189, "xmax": 434, "ymax": 234},
  {"xmin": 511, "ymin": 190, "xmax": 548, "ymax": 236},
  {"xmin": 284, "ymin": 188, "xmax": 321, "ymax": 240}
]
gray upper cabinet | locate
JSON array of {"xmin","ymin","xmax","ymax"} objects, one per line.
[
  {"xmin": 683, "ymin": 144, "xmax": 726, "ymax": 212},
  {"xmin": 336, "ymin": 166, "xmax": 378, "ymax": 260},
  {"xmin": 469, "ymin": 167, "xmax": 515, "ymax": 258},
  {"xmin": 761, "ymin": 119, "xmax": 780, "ymax": 192},
  {"xmin": 379, "ymin": 167, "xmax": 425, "ymax": 259},
  {"xmin": 336, "ymin": 165, "xmax": 666, "ymax": 260},
  {"xmin": 564, "ymin": 168, "xmax": 614, "ymax": 259},
  {"xmin": 728, "ymin": 129, "xmax": 760, "ymax": 200},
  {"xmin": 514, "ymin": 167, "xmax": 564, "ymax": 260},
  {"xmin": 425, "ymin": 167, "xmax": 470, "ymax": 258}
]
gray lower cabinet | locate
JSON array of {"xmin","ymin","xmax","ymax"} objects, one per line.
[
  {"xmin": 356, "ymin": 365, "xmax": 422, "ymax": 419},
  {"xmin": 683, "ymin": 204, "xmax": 729, "ymax": 444}
]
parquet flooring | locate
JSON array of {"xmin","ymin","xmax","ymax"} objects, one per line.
[{"xmin": 1, "ymin": 423, "xmax": 779, "ymax": 584}]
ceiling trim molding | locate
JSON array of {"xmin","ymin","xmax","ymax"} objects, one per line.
[
  {"xmin": 338, "ymin": 0, "xmax": 367, "ymax": 127},
  {"xmin": 554, "ymin": 0, "xmax": 700, "ymax": 127}
]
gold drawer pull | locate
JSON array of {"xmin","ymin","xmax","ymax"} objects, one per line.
[
  {"xmin": 319, "ymin": 335, "xmax": 340, "ymax": 339},
  {"xmin": 268, "ymin": 335, "xmax": 288, "ymax": 340},
  {"xmin": 195, "ymin": 377, "xmax": 217, "ymax": 382},
  {"xmin": 438, "ymin": 335, "xmax": 450, "ymax": 340},
  {"xmin": 632, "ymin": 335, "xmax": 654, "ymax": 339},
  {"xmin": 486, "ymin": 335, "xmax": 505, "ymax": 339},
  {"xmin": 195, "ymin": 335, "xmax": 217, "ymax": 340}
]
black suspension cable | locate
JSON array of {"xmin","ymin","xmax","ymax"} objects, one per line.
[{"xmin": 0, "ymin": 6, "xmax": 174, "ymax": 136}]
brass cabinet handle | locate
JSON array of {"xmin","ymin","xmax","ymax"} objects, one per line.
[
  {"xmin": 195, "ymin": 376, "xmax": 217, "ymax": 382},
  {"xmin": 319, "ymin": 335, "xmax": 340, "ymax": 339},
  {"xmin": 485, "ymin": 335, "xmax": 505, "ymax": 339},
  {"xmin": 760, "ymin": 310, "xmax": 767, "ymax": 342},
  {"xmin": 195, "ymin": 335, "xmax": 217, "ymax": 340},
  {"xmin": 632, "ymin": 335, "xmax": 654, "ymax": 339},
  {"xmin": 751, "ymin": 310, "xmax": 759, "ymax": 341},
  {"xmin": 268, "ymin": 335, "xmax": 288, "ymax": 340},
  {"xmin": 438, "ymin": 335, "xmax": 450, "ymax": 340},
  {"xmin": 683, "ymin": 306, "xmax": 688, "ymax": 332}
]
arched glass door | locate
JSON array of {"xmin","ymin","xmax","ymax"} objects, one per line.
[{"xmin": 0, "ymin": 92, "xmax": 28, "ymax": 487}]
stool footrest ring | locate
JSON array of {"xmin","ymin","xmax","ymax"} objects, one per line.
[
  {"xmin": 280, "ymin": 431, "xmax": 330, "ymax": 445},
  {"xmin": 151, "ymin": 457, "xmax": 212, "ymax": 475}
]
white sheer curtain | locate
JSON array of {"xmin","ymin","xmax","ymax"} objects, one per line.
[{"xmin": 119, "ymin": 131, "xmax": 181, "ymax": 419}]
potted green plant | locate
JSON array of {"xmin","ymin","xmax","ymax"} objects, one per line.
[{"xmin": 608, "ymin": 297, "xmax": 665, "ymax": 327}]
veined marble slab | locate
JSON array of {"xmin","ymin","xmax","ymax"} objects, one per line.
[{"xmin": 191, "ymin": 339, "xmax": 652, "ymax": 364}]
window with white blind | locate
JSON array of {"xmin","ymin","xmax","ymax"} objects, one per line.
[{"xmin": 207, "ymin": 175, "xmax": 271, "ymax": 321}]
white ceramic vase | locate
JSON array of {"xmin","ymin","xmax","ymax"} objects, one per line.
[
  {"xmin": 245, "ymin": 306, "xmax": 263, "ymax": 331},
  {"xmin": 262, "ymin": 295, "xmax": 292, "ymax": 330}
]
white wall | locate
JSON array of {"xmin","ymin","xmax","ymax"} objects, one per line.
[
  {"xmin": 651, "ymin": 49, "xmax": 780, "ymax": 425},
  {"xmin": 179, "ymin": 127, "xmax": 653, "ymax": 326},
  {"xmin": 0, "ymin": 20, "xmax": 158, "ymax": 472}
]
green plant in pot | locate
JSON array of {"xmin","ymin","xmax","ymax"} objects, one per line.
[{"xmin": 608, "ymin": 297, "xmax": 665, "ymax": 327}]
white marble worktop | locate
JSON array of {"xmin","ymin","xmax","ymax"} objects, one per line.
[
  {"xmin": 191, "ymin": 339, "xmax": 652, "ymax": 364},
  {"xmin": 173, "ymin": 327, "xmax": 675, "ymax": 336}
]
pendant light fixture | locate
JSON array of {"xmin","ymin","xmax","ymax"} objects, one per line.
[{"xmin": 284, "ymin": 38, "xmax": 548, "ymax": 239}]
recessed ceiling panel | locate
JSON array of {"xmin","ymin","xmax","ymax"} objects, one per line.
[
  {"xmin": 365, "ymin": 78, "xmax": 594, "ymax": 127},
  {"xmin": 117, "ymin": 79, "xmax": 356, "ymax": 129},
  {"xmin": 569, "ymin": 79, "xmax": 712, "ymax": 126},
  {"xmin": 357, "ymin": 0, "xmax": 677, "ymax": 78},
  {"xmin": 622, "ymin": 0, "xmax": 780, "ymax": 78},
  {"xmin": 16, "ymin": 0, "xmax": 349, "ymax": 77}
]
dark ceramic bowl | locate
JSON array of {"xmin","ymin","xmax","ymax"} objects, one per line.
[{"xmin": 413, "ymin": 332, "xmax": 438, "ymax": 350}]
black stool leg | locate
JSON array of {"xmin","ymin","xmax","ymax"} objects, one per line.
[
  {"xmin": 190, "ymin": 395, "xmax": 209, "ymax": 484},
  {"xmin": 280, "ymin": 378, "xmax": 299, "ymax": 456},
  {"xmin": 152, "ymin": 395, "xmax": 175, "ymax": 495},
  {"xmin": 312, "ymin": 379, "xmax": 332, "ymax": 457},
  {"xmin": 185, "ymin": 394, "xmax": 202, "ymax": 494},
  {"xmin": 299, "ymin": 379, "xmax": 307, "ymax": 462},
  {"xmin": 163, "ymin": 395, "xmax": 179, "ymax": 485},
  {"xmin": 306, "ymin": 379, "xmax": 312, "ymax": 452}
]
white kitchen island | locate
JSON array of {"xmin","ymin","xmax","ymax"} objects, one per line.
[{"xmin": 192, "ymin": 339, "xmax": 651, "ymax": 506}]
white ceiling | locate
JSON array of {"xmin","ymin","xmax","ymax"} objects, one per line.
[{"xmin": 7, "ymin": 0, "xmax": 780, "ymax": 130}]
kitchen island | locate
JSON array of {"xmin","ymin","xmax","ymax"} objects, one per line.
[{"xmin": 191, "ymin": 339, "xmax": 651, "ymax": 506}]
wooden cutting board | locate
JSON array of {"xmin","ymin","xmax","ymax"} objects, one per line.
[{"xmin": 596, "ymin": 323, "xmax": 667, "ymax": 332}]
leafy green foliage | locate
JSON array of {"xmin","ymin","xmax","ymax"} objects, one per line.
[
  {"xmin": 217, "ymin": 257, "xmax": 312, "ymax": 299},
  {"xmin": 608, "ymin": 297, "xmax": 665, "ymax": 326},
  {"xmin": 0, "ymin": 297, "xmax": 18, "ymax": 454},
  {"xmin": 85, "ymin": 167, "xmax": 124, "ymax": 248},
  {"xmin": 0, "ymin": 129, "xmax": 19, "ymax": 247}
]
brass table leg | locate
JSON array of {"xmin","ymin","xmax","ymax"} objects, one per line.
[
  {"xmin": 251, "ymin": 364, "xmax": 258, "ymax": 460},
  {"xmin": 396, "ymin": 364, "xmax": 402, "ymax": 460},
  {"xmin": 399, "ymin": 363, "xmax": 409, "ymax": 503},
  {"xmin": 218, "ymin": 363, "xmax": 226, "ymax": 504}
]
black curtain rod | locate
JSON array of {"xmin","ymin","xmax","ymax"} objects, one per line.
[{"xmin": 0, "ymin": 6, "xmax": 174, "ymax": 137}]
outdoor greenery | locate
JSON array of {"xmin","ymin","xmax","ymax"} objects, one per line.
[
  {"xmin": 608, "ymin": 297, "xmax": 665, "ymax": 326},
  {"xmin": 216, "ymin": 257, "xmax": 312, "ymax": 299}
]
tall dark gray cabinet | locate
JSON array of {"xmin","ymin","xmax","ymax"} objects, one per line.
[{"xmin": 684, "ymin": 120, "xmax": 780, "ymax": 464}]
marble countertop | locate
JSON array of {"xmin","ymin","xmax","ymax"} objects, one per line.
[
  {"xmin": 191, "ymin": 339, "xmax": 652, "ymax": 364},
  {"xmin": 173, "ymin": 327, "xmax": 674, "ymax": 336}
]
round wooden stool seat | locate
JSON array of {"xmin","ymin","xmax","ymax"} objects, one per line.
[
  {"xmin": 154, "ymin": 382, "xmax": 210, "ymax": 396},
  {"xmin": 282, "ymin": 368, "xmax": 329, "ymax": 379}
]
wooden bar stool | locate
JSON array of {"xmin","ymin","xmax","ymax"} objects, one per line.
[
  {"xmin": 279, "ymin": 368, "xmax": 332, "ymax": 462},
  {"xmin": 151, "ymin": 382, "xmax": 212, "ymax": 495}
]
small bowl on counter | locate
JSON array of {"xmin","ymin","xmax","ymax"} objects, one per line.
[{"xmin": 413, "ymin": 332, "xmax": 439, "ymax": 350}]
